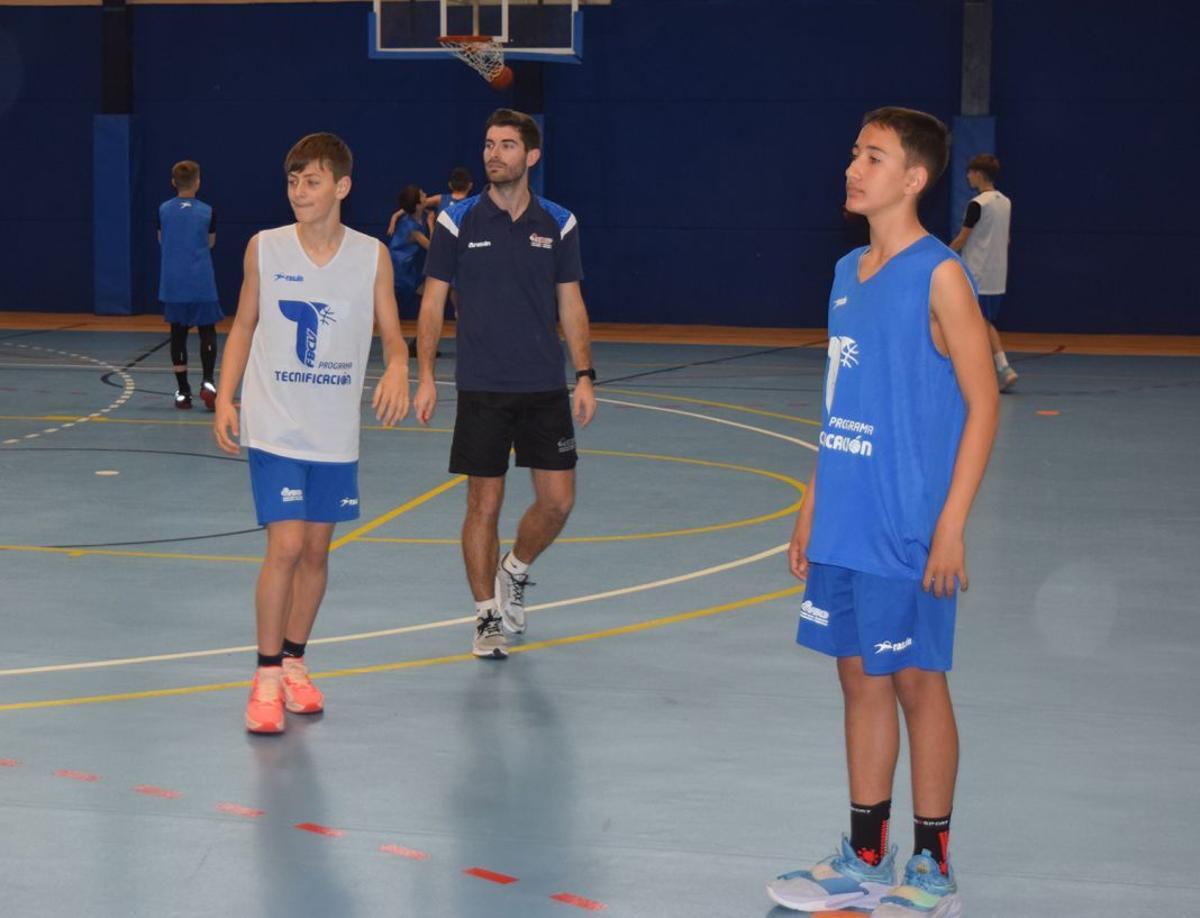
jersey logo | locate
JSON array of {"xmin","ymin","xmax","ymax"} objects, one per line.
[
  {"xmin": 529, "ymin": 233, "xmax": 554, "ymax": 250},
  {"xmin": 824, "ymin": 336, "xmax": 859, "ymax": 414},
  {"xmin": 274, "ymin": 273, "xmax": 304, "ymax": 283},
  {"xmin": 833, "ymin": 296, "xmax": 848, "ymax": 309},
  {"xmin": 467, "ymin": 241, "xmax": 492, "ymax": 249},
  {"xmin": 278, "ymin": 300, "xmax": 335, "ymax": 368}
]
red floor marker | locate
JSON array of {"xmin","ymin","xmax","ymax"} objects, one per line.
[
  {"xmin": 55, "ymin": 769, "xmax": 99, "ymax": 782},
  {"xmin": 216, "ymin": 802, "xmax": 264, "ymax": 818},
  {"xmin": 380, "ymin": 844, "xmax": 429, "ymax": 861},
  {"xmin": 133, "ymin": 785, "xmax": 182, "ymax": 799},
  {"xmin": 294, "ymin": 822, "xmax": 343, "ymax": 838},
  {"xmin": 551, "ymin": 892, "xmax": 607, "ymax": 911},
  {"xmin": 1036, "ymin": 410, "xmax": 1060, "ymax": 416},
  {"xmin": 0, "ymin": 759, "xmax": 20, "ymax": 767},
  {"xmin": 464, "ymin": 867, "xmax": 518, "ymax": 885}
]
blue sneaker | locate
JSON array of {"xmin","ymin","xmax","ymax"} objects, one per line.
[
  {"xmin": 767, "ymin": 836, "xmax": 896, "ymax": 912},
  {"xmin": 871, "ymin": 851, "xmax": 963, "ymax": 917}
]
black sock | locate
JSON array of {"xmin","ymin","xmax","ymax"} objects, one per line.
[
  {"xmin": 850, "ymin": 799, "xmax": 891, "ymax": 866},
  {"xmin": 198, "ymin": 325, "xmax": 217, "ymax": 382},
  {"xmin": 174, "ymin": 370, "xmax": 190, "ymax": 393},
  {"xmin": 913, "ymin": 813, "xmax": 951, "ymax": 875},
  {"xmin": 170, "ymin": 324, "xmax": 190, "ymax": 391},
  {"xmin": 282, "ymin": 639, "xmax": 306, "ymax": 659},
  {"xmin": 257, "ymin": 652, "xmax": 283, "ymax": 668}
]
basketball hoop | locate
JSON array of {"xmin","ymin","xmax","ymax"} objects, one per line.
[{"xmin": 438, "ymin": 35, "xmax": 515, "ymax": 91}]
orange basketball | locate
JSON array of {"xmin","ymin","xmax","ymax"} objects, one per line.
[{"xmin": 489, "ymin": 65, "xmax": 515, "ymax": 91}]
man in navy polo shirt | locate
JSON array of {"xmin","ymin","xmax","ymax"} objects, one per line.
[{"xmin": 414, "ymin": 108, "xmax": 597, "ymax": 660}]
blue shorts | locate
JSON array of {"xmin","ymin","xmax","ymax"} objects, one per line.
[
  {"xmin": 796, "ymin": 562, "xmax": 957, "ymax": 674},
  {"xmin": 248, "ymin": 448, "xmax": 360, "ymax": 527},
  {"xmin": 163, "ymin": 300, "xmax": 224, "ymax": 327},
  {"xmin": 977, "ymin": 294, "xmax": 1004, "ymax": 323}
]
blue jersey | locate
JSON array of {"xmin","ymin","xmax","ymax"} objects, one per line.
[
  {"xmin": 387, "ymin": 213, "xmax": 426, "ymax": 293},
  {"xmin": 806, "ymin": 235, "xmax": 974, "ymax": 580},
  {"xmin": 158, "ymin": 197, "xmax": 217, "ymax": 303}
]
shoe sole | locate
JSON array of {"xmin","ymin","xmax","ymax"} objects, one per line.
[
  {"xmin": 874, "ymin": 893, "xmax": 962, "ymax": 918},
  {"xmin": 284, "ymin": 700, "xmax": 323, "ymax": 714},
  {"xmin": 472, "ymin": 647, "xmax": 508, "ymax": 659},
  {"xmin": 245, "ymin": 718, "xmax": 284, "ymax": 734},
  {"xmin": 200, "ymin": 389, "xmax": 216, "ymax": 411},
  {"xmin": 175, "ymin": 402, "xmax": 192, "ymax": 410},
  {"xmin": 766, "ymin": 883, "xmax": 888, "ymax": 912}
]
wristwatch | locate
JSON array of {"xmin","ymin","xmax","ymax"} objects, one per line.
[{"xmin": 575, "ymin": 368, "xmax": 597, "ymax": 381}]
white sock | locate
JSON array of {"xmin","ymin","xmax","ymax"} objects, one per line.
[
  {"xmin": 475, "ymin": 599, "xmax": 497, "ymax": 617},
  {"xmin": 502, "ymin": 552, "xmax": 529, "ymax": 576},
  {"xmin": 993, "ymin": 352, "xmax": 1010, "ymax": 371}
]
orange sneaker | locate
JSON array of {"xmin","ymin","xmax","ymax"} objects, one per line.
[
  {"xmin": 281, "ymin": 656, "xmax": 324, "ymax": 714},
  {"xmin": 245, "ymin": 666, "xmax": 285, "ymax": 734}
]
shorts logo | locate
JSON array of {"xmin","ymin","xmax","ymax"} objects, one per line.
[
  {"xmin": 800, "ymin": 600, "xmax": 829, "ymax": 627},
  {"xmin": 280, "ymin": 487, "xmax": 303, "ymax": 503},
  {"xmin": 529, "ymin": 233, "xmax": 554, "ymax": 250},
  {"xmin": 874, "ymin": 637, "xmax": 913, "ymax": 654},
  {"xmin": 339, "ymin": 497, "xmax": 358, "ymax": 508},
  {"xmin": 557, "ymin": 437, "xmax": 576, "ymax": 453}
]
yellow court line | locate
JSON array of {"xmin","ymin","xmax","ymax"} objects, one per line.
[
  {"xmin": 601, "ymin": 387, "xmax": 823, "ymax": 427},
  {"xmin": 0, "ymin": 544, "xmax": 262, "ymax": 563},
  {"xmin": 0, "ymin": 414, "xmax": 452, "ymax": 433},
  {"xmin": 0, "ymin": 584, "xmax": 804, "ymax": 713},
  {"xmin": 330, "ymin": 476, "xmax": 466, "ymax": 551}
]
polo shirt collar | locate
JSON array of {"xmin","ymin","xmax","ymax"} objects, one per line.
[{"xmin": 480, "ymin": 186, "xmax": 544, "ymax": 225}]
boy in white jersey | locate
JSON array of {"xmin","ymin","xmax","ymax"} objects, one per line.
[
  {"xmin": 767, "ymin": 109, "xmax": 998, "ymax": 917},
  {"xmin": 213, "ymin": 133, "xmax": 410, "ymax": 734},
  {"xmin": 950, "ymin": 154, "xmax": 1016, "ymax": 390}
]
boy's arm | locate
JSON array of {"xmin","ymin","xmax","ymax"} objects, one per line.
[
  {"xmin": 413, "ymin": 278, "xmax": 450, "ymax": 425},
  {"xmin": 370, "ymin": 243, "xmax": 410, "ymax": 426},
  {"xmin": 412, "ymin": 230, "xmax": 431, "ymax": 251},
  {"xmin": 386, "ymin": 209, "xmax": 403, "ymax": 238},
  {"xmin": 788, "ymin": 464, "xmax": 818, "ymax": 580},
  {"xmin": 925, "ymin": 258, "xmax": 1000, "ymax": 597},
  {"xmin": 557, "ymin": 281, "xmax": 596, "ymax": 428},
  {"xmin": 948, "ymin": 225, "xmax": 971, "ymax": 252},
  {"xmin": 213, "ymin": 235, "xmax": 261, "ymax": 455}
]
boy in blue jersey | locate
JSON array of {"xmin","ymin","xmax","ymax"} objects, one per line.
[
  {"xmin": 767, "ymin": 109, "xmax": 998, "ymax": 917},
  {"xmin": 212, "ymin": 133, "xmax": 410, "ymax": 733},
  {"xmin": 157, "ymin": 161, "xmax": 221, "ymax": 410},
  {"xmin": 413, "ymin": 109, "xmax": 596, "ymax": 661},
  {"xmin": 385, "ymin": 184, "xmax": 431, "ymax": 319}
]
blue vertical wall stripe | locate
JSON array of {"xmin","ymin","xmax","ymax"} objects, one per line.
[
  {"xmin": 93, "ymin": 114, "xmax": 137, "ymax": 315},
  {"xmin": 950, "ymin": 116, "xmax": 996, "ymax": 235}
]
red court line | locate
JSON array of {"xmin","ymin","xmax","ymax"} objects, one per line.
[
  {"xmin": 380, "ymin": 844, "xmax": 429, "ymax": 861},
  {"xmin": 551, "ymin": 892, "xmax": 607, "ymax": 911},
  {"xmin": 133, "ymin": 785, "xmax": 181, "ymax": 799},
  {"xmin": 295, "ymin": 822, "xmax": 343, "ymax": 838},
  {"xmin": 0, "ymin": 759, "xmax": 19, "ymax": 767},
  {"xmin": 464, "ymin": 867, "xmax": 518, "ymax": 885},
  {"xmin": 1036, "ymin": 410, "xmax": 1061, "ymax": 416},
  {"xmin": 55, "ymin": 769, "xmax": 99, "ymax": 782},
  {"xmin": 216, "ymin": 802, "xmax": 264, "ymax": 818}
]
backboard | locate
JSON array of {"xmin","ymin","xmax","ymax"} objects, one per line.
[{"xmin": 370, "ymin": 0, "xmax": 592, "ymax": 63}]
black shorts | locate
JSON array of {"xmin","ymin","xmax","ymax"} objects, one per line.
[{"xmin": 449, "ymin": 389, "xmax": 578, "ymax": 477}]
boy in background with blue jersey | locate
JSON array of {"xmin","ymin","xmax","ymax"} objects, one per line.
[
  {"xmin": 213, "ymin": 133, "xmax": 410, "ymax": 734},
  {"xmin": 385, "ymin": 184, "xmax": 431, "ymax": 319},
  {"xmin": 767, "ymin": 109, "xmax": 998, "ymax": 917},
  {"xmin": 157, "ymin": 161, "xmax": 221, "ymax": 410}
]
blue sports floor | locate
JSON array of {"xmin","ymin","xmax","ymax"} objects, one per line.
[{"xmin": 0, "ymin": 325, "xmax": 1198, "ymax": 917}]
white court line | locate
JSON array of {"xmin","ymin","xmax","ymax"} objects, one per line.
[
  {"xmin": 0, "ymin": 544, "xmax": 788, "ymax": 676},
  {"xmin": 596, "ymin": 396, "xmax": 819, "ymax": 451}
]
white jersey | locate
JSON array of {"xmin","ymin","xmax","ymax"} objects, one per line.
[
  {"xmin": 960, "ymin": 189, "xmax": 1011, "ymax": 295},
  {"xmin": 241, "ymin": 224, "xmax": 379, "ymax": 463}
]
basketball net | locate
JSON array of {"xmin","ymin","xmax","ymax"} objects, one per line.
[{"xmin": 438, "ymin": 35, "xmax": 507, "ymax": 86}]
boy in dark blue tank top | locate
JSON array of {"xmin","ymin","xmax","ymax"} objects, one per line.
[
  {"xmin": 767, "ymin": 109, "xmax": 999, "ymax": 917},
  {"xmin": 158, "ymin": 160, "xmax": 222, "ymax": 410}
]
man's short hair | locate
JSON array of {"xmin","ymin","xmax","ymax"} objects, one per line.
[
  {"xmin": 284, "ymin": 132, "xmax": 353, "ymax": 181},
  {"xmin": 484, "ymin": 108, "xmax": 542, "ymax": 152},
  {"xmin": 448, "ymin": 166, "xmax": 473, "ymax": 193},
  {"xmin": 967, "ymin": 153, "xmax": 1000, "ymax": 182},
  {"xmin": 861, "ymin": 107, "xmax": 950, "ymax": 194},
  {"xmin": 171, "ymin": 160, "xmax": 200, "ymax": 189}
]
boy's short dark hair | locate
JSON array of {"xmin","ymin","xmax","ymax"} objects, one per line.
[
  {"xmin": 967, "ymin": 153, "xmax": 1000, "ymax": 181},
  {"xmin": 861, "ymin": 107, "xmax": 949, "ymax": 194},
  {"xmin": 484, "ymin": 108, "xmax": 542, "ymax": 152},
  {"xmin": 448, "ymin": 166, "xmax": 473, "ymax": 193},
  {"xmin": 396, "ymin": 184, "xmax": 422, "ymax": 214},
  {"xmin": 171, "ymin": 160, "xmax": 200, "ymax": 189},
  {"xmin": 284, "ymin": 132, "xmax": 353, "ymax": 181}
]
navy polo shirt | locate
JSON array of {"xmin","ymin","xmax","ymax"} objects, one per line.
[{"xmin": 424, "ymin": 191, "xmax": 583, "ymax": 392}]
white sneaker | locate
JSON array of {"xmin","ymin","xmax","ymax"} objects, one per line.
[
  {"xmin": 472, "ymin": 608, "xmax": 508, "ymax": 659},
  {"xmin": 495, "ymin": 555, "xmax": 532, "ymax": 635}
]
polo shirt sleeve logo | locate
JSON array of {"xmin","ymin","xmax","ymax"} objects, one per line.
[{"xmin": 529, "ymin": 233, "xmax": 554, "ymax": 250}]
